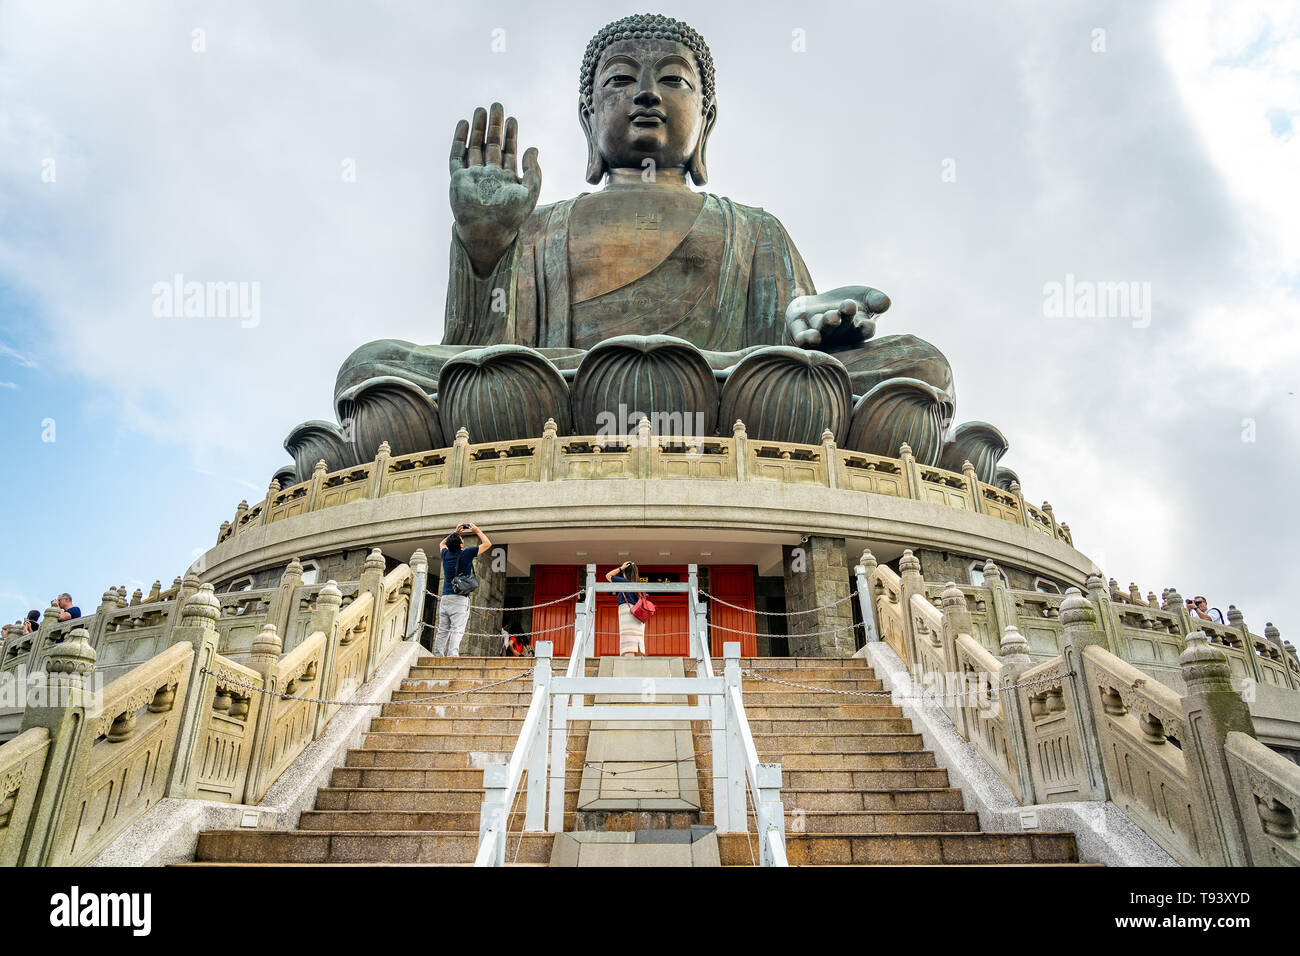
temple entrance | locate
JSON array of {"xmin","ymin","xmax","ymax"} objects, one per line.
[{"xmin": 531, "ymin": 563, "xmax": 757, "ymax": 657}]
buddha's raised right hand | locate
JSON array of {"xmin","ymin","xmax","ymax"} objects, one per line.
[{"xmin": 449, "ymin": 103, "xmax": 542, "ymax": 275}]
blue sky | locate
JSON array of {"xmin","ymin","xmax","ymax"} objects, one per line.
[{"xmin": 1, "ymin": 0, "xmax": 1297, "ymax": 642}]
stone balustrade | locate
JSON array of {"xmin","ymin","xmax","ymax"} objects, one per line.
[
  {"xmin": 220, "ymin": 420, "xmax": 1075, "ymax": 547},
  {"xmin": 864, "ymin": 557, "xmax": 1299, "ymax": 866},
  {"xmin": 918, "ymin": 567, "xmax": 1298, "ymax": 694},
  {"xmin": 0, "ymin": 550, "xmax": 422, "ymax": 866}
]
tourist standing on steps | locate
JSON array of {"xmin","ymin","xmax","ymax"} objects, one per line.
[
  {"xmin": 607, "ymin": 560, "xmax": 645, "ymax": 657},
  {"xmin": 434, "ymin": 521, "xmax": 492, "ymax": 657}
]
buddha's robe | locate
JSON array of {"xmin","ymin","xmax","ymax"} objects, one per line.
[{"xmin": 334, "ymin": 194, "xmax": 953, "ymax": 411}]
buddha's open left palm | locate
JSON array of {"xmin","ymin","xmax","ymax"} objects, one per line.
[
  {"xmin": 786, "ymin": 286, "xmax": 890, "ymax": 349},
  {"xmin": 449, "ymin": 103, "xmax": 541, "ymax": 272}
]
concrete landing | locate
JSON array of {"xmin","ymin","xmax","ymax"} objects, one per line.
[
  {"xmin": 549, "ymin": 827, "xmax": 720, "ymax": 866},
  {"xmin": 576, "ymin": 657, "xmax": 701, "ymax": 812}
]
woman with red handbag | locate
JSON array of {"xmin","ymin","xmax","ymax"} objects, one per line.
[{"xmin": 607, "ymin": 560, "xmax": 654, "ymax": 656}]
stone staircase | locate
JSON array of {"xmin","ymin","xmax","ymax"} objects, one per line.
[{"xmin": 190, "ymin": 655, "xmax": 1083, "ymax": 866}]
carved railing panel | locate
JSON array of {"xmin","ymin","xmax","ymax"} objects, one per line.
[
  {"xmin": 195, "ymin": 656, "xmax": 264, "ymax": 802},
  {"xmin": 1083, "ymin": 644, "xmax": 1205, "ymax": 864},
  {"xmin": 464, "ymin": 440, "xmax": 541, "ymax": 485},
  {"xmin": 381, "ymin": 450, "xmax": 449, "ymax": 496},
  {"xmin": 0, "ymin": 728, "xmax": 50, "ymax": 866},
  {"xmin": 748, "ymin": 442, "xmax": 826, "ymax": 485},
  {"xmin": 1225, "ymin": 731, "xmax": 1300, "ymax": 866},
  {"xmin": 1017, "ymin": 656, "xmax": 1085, "ymax": 802},
  {"xmin": 656, "ymin": 437, "xmax": 732, "ymax": 479},
  {"xmin": 839, "ymin": 452, "xmax": 906, "ymax": 497},
  {"xmin": 54, "ymin": 643, "xmax": 192, "ymax": 866},
  {"xmin": 317, "ymin": 465, "xmax": 374, "ymax": 511},
  {"xmin": 556, "ymin": 439, "xmax": 637, "ymax": 480}
]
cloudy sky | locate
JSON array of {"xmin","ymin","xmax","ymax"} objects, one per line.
[{"xmin": 1, "ymin": 0, "xmax": 1296, "ymax": 642}]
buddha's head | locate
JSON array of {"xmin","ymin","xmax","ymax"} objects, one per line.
[{"xmin": 579, "ymin": 14, "xmax": 717, "ymax": 186}]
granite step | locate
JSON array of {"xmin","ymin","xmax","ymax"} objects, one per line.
[{"xmin": 717, "ymin": 831, "xmax": 1082, "ymax": 866}]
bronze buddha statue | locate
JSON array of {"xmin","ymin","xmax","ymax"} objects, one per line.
[{"xmin": 285, "ymin": 14, "xmax": 1008, "ymax": 486}]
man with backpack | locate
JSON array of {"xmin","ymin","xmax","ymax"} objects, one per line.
[{"xmin": 433, "ymin": 521, "xmax": 492, "ymax": 657}]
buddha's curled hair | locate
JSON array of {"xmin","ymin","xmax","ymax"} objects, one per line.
[{"xmin": 580, "ymin": 13, "xmax": 715, "ymax": 108}]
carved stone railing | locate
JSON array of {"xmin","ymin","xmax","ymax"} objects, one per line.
[
  {"xmin": 219, "ymin": 419, "xmax": 1075, "ymax": 547},
  {"xmin": 1225, "ymin": 731, "xmax": 1300, "ymax": 866},
  {"xmin": 861, "ymin": 567, "xmax": 1288, "ymax": 865},
  {"xmin": 915, "ymin": 562, "xmax": 1295, "ymax": 696},
  {"xmin": 0, "ymin": 548, "xmax": 425, "ymax": 866}
]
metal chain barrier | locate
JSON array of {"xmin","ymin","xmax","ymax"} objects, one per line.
[
  {"xmin": 198, "ymin": 665, "xmax": 533, "ymax": 707},
  {"xmin": 424, "ymin": 588, "xmax": 582, "ymax": 613},
  {"xmin": 699, "ymin": 588, "xmax": 861, "ymax": 616},
  {"xmin": 740, "ymin": 667, "xmax": 1077, "ymax": 703}
]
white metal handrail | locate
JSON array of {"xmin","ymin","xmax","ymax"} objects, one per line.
[{"xmin": 475, "ymin": 563, "xmax": 786, "ymax": 865}]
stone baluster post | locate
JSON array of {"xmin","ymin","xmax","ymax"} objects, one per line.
[
  {"xmin": 899, "ymin": 443, "xmax": 923, "ymax": 500},
  {"xmin": 731, "ymin": 420, "xmax": 749, "ymax": 482},
  {"xmin": 310, "ymin": 583, "xmax": 344, "ymax": 739},
  {"xmin": 981, "ymin": 559, "xmax": 1015, "ymax": 651},
  {"xmin": 1041, "ymin": 501, "xmax": 1059, "ymax": 538},
  {"xmin": 217, "ymin": 520, "xmax": 231, "ymax": 543},
  {"xmin": 242, "ymin": 622, "xmax": 284, "ymax": 801},
  {"xmin": 448, "ymin": 427, "xmax": 469, "ymax": 488},
  {"xmin": 961, "ymin": 460, "xmax": 984, "ymax": 514},
  {"xmin": 1179, "ymin": 631, "xmax": 1256, "ymax": 865},
  {"xmin": 1083, "ymin": 573, "xmax": 1120, "ymax": 657},
  {"xmin": 17, "ymin": 628, "xmax": 97, "ymax": 865},
  {"xmin": 539, "ymin": 418, "xmax": 559, "ymax": 481},
  {"xmin": 1009, "ymin": 480, "xmax": 1032, "ymax": 528},
  {"xmin": 898, "ymin": 550, "xmax": 926, "ymax": 668},
  {"xmin": 634, "ymin": 415, "xmax": 654, "ymax": 478},
  {"xmin": 165, "ymin": 571, "xmax": 202, "ymax": 632},
  {"xmin": 266, "ymin": 557, "xmax": 305, "ymax": 653},
  {"xmin": 405, "ymin": 548, "xmax": 430, "ymax": 643},
  {"xmin": 167, "ymin": 585, "xmax": 224, "ymax": 798},
  {"xmin": 233, "ymin": 499, "xmax": 249, "ymax": 532},
  {"xmin": 1265, "ymin": 623, "xmax": 1297, "ymax": 689},
  {"xmin": 146, "ymin": 580, "xmax": 162, "ymax": 604},
  {"xmin": 368, "ymin": 441, "xmax": 392, "ymax": 499},
  {"xmin": 1164, "ymin": 587, "xmax": 1193, "ymax": 641},
  {"xmin": 996, "ymin": 624, "xmax": 1037, "ymax": 803},
  {"xmin": 853, "ymin": 550, "xmax": 879, "ymax": 644},
  {"xmin": 304, "ymin": 460, "xmax": 328, "ymax": 511},
  {"xmin": 1227, "ymin": 605, "xmax": 1266, "ymax": 686},
  {"xmin": 938, "ymin": 583, "xmax": 972, "ymax": 736},
  {"xmin": 260, "ymin": 479, "xmax": 280, "ymax": 525},
  {"xmin": 1059, "ymin": 589, "xmax": 1111, "ymax": 801},
  {"xmin": 360, "ymin": 548, "xmax": 387, "ymax": 678},
  {"xmin": 821, "ymin": 429, "xmax": 842, "ymax": 489}
]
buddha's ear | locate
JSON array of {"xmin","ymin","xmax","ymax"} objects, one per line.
[
  {"xmin": 688, "ymin": 100, "xmax": 717, "ymax": 187},
  {"xmin": 578, "ymin": 98, "xmax": 606, "ymax": 185}
]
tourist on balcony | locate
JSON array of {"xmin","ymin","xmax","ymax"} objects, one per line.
[
  {"xmin": 607, "ymin": 561, "xmax": 646, "ymax": 657},
  {"xmin": 1187, "ymin": 595, "xmax": 1225, "ymax": 625},
  {"xmin": 54, "ymin": 593, "xmax": 81, "ymax": 622},
  {"xmin": 434, "ymin": 522, "xmax": 492, "ymax": 657},
  {"xmin": 22, "ymin": 609, "xmax": 40, "ymax": 634}
]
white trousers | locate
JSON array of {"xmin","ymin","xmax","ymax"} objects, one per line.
[{"xmin": 433, "ymin": 593, "xmax": 471, "ymax": 656}]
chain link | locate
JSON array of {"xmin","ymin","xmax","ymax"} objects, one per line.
[
  {"xmin": 740, "ymin": 667, "xmax": 1077, "ymax": 703},
  {"xmin": 199, "ymin": 665, "xmax": 533, "ymax": 707},
  {"xmin": 699, "ymin": 588, "xmax": 861, "ymax": 617},
  {"xmin": 425, "ymin": 588, "xmax": 583, "ymax": 613}
]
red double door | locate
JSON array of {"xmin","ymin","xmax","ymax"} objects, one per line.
[{"xmin": 532, "ymin": 565, "xmax": 756, "ymax": 657}]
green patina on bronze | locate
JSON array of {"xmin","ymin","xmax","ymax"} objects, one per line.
[{"xmin": 293, "ymin": 14, "xmax": 993, "ymax": 481}]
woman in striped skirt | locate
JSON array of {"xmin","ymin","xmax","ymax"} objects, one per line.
[{"xmin": 607, "ymin": 561, "xmax": 645, "ymax": 657}]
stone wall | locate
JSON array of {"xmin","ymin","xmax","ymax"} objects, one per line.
[
  {"xmin": 915, "ymin": 548, "xmax": 1055, "ymax": 592},
  {"xmin": 782, "ymin": 536, "xmax": 855, "ymax": 657}
]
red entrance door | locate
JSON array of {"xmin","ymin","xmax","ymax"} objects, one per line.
[{"xmin": 530, "ymin": 564, "xmax": 756, "ymax": 657}]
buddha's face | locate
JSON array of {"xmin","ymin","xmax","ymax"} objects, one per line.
[{"xmin": 587, "ymin": 38, "xmax": 709, "ymax": 179}]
